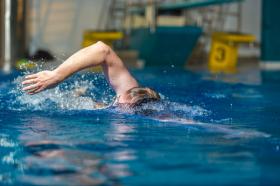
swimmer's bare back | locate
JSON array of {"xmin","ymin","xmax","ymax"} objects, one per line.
[{"xmin": 22, "ymin": 41, "xmax": 139, "ymax": 104}]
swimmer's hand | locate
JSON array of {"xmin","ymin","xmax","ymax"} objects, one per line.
[{"xmin": 22, "ymin": 70, "xmax": 62, "ymax": 94}]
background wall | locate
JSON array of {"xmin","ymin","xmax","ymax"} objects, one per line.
[
  {"xmin": 238, "ymin": 0, "xmax": 261, "ymax": 56},
  {"xmin": 241, "ymin": 0, "xmax": 261, "ymax": 42},
  {"xmin": 27, "ymin": 0, "xmax": 110, "ymax": 58},
  {"xmin": 27, "ymin": 0, "xmax": 262, "ymax": 58}
]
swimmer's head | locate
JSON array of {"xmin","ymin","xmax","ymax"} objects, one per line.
[{"xmin": 116, "ymin": 87, "xmax": 161, "ymax": 109}]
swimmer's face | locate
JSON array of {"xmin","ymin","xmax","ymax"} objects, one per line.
[{"xmin": 116, "ymin": 87, "xmax": 161, "ymax": 108}]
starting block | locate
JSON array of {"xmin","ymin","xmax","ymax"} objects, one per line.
[{"xmin": 209, "ymin": 32, "xmax": 256, "ymax": 73}]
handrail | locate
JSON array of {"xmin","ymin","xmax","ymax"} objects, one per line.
[{"xmin": 129, "ymin": 0, "xmax": 243, "ymax": 14}]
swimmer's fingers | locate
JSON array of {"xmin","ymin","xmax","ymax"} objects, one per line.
[
  {"xmin": 29, "ymin": 86, "xmax": 45, "ymax": 95},
  {"xmin": 22, "ymin": 83, "xmax": 40, "ymax": 92},
  {"xmin": 22, "ymin": 78, "xmax": 38, "ymax": 85},
  {"xmin": 25, "ymin": 74, "xmax": 38, "ymax": 80}
]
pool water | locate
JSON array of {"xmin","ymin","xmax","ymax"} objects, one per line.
[{"xmin": 0, "ymin": 68, "xmax": 280, "ymax": 186}]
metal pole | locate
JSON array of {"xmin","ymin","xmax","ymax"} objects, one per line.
[
  {"xmin": 3, "ymin": 0, "xmax": 12, "ymax": 72},
  {"xmin": 1, "ymin": 0, "xmax": 26, "ymax": 73},
  {"xmin": 145, "ymin": 0, "xmax": 157, "ymax": 33},
  {"xmin": 0, "ymin": 0, "xmax": 5, "ymax": 70}
]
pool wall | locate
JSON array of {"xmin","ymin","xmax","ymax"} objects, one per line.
[
  {"xmin": 129, "ymin": 26, "xmax": 202, "ymax": 67},
  {"xmin": 261, "ymin": 0, "xmax": 280, "ymax": 70}
]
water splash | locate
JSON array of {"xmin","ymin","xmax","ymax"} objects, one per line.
[
  {"xmin": 1, "ymin": 73, "xmax": 210, "ymax": 122},
  {"xmin": 4, "ymin": 73, "xmax": 115, "ymax": 112}
]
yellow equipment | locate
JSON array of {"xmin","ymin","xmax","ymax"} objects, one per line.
[
  {"xmin": 209, "ymin": 32, "xmax": 256, "ymax": 73},
  {"xmin": 82, "ymin": 31, "xmax": 123, "ymax": 72},
  {"xmin": 15, "ymin": 59, "xmax": 37, "ymax": 70},
  {"xmin": 82, "ymin": 31, "xmax": 123, "ymax": 47}
]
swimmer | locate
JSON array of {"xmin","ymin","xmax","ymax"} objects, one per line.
[{"xmin": 22, "ymin": 41, "xmax": 160, "ymax": 109}]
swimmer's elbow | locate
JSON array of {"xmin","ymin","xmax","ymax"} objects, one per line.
[
  {"xmin": 95, "ymin": 41, "xmax": 110, "ymax": 56},
  {"xmin": 91, "ymin": 41, "xmax": 122, "ymax": 68},
  {"xmin": 86, "ymin": 41, "xmax": 111, "ymax": 64}
]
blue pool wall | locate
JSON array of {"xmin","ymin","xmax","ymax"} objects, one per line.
[
  {"xmin": 261, "ymin": 0, "xmax": 280, "ymax": 62},
  {"xmin": 129, "ymin": 26, "xmax": 202, "ymax": 67}
]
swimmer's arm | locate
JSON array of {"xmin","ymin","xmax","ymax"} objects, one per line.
[
  {"xmin": 22, "ymin": 41, "xmax": 138, "ymax": 94},
  {"xmin": 52, "ymin": 41, "xmax": 111, "ymax": 81}
]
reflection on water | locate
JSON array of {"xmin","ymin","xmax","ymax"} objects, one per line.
[
  {"xmin": 0, "ymin": 134, "xmax": 22, "ymax": 185},
  {"xmin": 0, "ymin": 116, "xmax": 138, "ymax": 185},
  {"xmin": 21, "ymin": 148, "xmax": 114, "ymax": 186}
]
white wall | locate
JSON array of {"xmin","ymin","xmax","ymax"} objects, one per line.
[
  {"xmin": 240, "ymin": 0, "xmax": 262, "ymax": 56},
  {"xmin": 241, "ymin": 0, "xmax": 262, "ymax": 42},
  {"xmin": 27, "ymin": 0, "xmax": 110, "ymax": 58},
  {"xmin": 221, "ymin": 0, "xmax": 261, "ymax": 42}
]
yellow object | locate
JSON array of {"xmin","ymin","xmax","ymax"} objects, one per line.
[
  {"xmin": 209, "ymin": 32, "xmax": 256, "ymax": 73},
  {"xmin": 82, "ymin": 31, "xmax": 123, "ymax": 47},
  {"xmin": 15, "ymin": 59, "xmax": 37, "ymax": 70},
  {"xmin": 82, "ymin": 31, "xmax": 123, "ymax": 72}
]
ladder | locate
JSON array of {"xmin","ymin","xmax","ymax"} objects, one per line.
[{"xmin": 105, "ymin": 0, "xmax": 127, "ymax": 31}]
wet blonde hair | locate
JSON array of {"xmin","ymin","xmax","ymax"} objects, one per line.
[{"xmin": 126, "ymin": 87, "xmax": 161, "ymax": 107}]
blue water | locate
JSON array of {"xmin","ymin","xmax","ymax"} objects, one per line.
[{"xmin": 0, "ymin": 68, "xmax": 280, "ymax": 186}]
